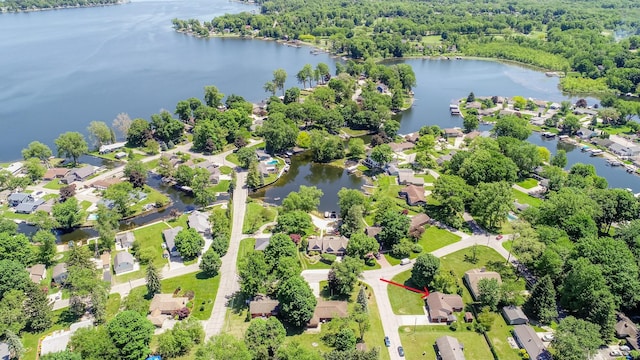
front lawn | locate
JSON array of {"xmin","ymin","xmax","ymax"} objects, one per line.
[
  {"xmin": 399, "ymin": 325, "xmax": 493, "ymax": 360},
  {"xmin": 420, "ymin": 226, "xmax": 461, "ymax": 253},
  {"xmin": 211, "ymin": 179, "xmax": 231, "ymax": 193},
  {"xmin": 219, "ymin": 165, "xmax": 233, "ymax": 175},
  {"xmin": 161, "ymin": 271, "xmax": 221, "ymax": 320},
  {"xmin": 117, "ymin": 221, "xmax": 171, "ymax": 283},
  {"xmin": 237, "ymin": 238, "xmax": 256, "ymax": 269},
  {"xmin": 22, "ymin": 308, "xmax": 82, "ymax": 360},
  {"xmin": 242, "ymin": 201, "xmax": 277, "ymax": 234},
  {"xmin": 44, "ymin": 179, "xmax": 64, "ymax": 190},
  {"xmin": 106, "ymin": 293, "xmax": 121, "ymax": 320},
  {"xmin": 511, "ymin": 188, "xmax": 543, "ymax": 207},
  {"xmin": 516, "ymin": 178, "xmax": 538, "ymax": 189},
  {"xmin": 388, "ymin": 270, "xmax": 425, "ymax": 315}
]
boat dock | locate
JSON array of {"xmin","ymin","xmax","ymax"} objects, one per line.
[{"xmin": 449, "ymin": 104, "xmax": 460, "ymax": 115}]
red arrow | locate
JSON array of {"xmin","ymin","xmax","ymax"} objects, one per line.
[{"xmin": 380, "ymin": 278, "xmax": 430, "ymax": 299}]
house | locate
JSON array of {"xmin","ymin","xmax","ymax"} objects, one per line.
[
  {"xmin": 161, "ymin": 154, "xmax": 181, "ymax": 168},
  {"xmin": 435, "ymin": 336, "xmax": 466, "ymax": 360},
  {"xmin": 465, "ymin": 101, "xmax": 482, "ymax": 110},
  {"xmin": 114, "ymin": 152, "xmax": 127, "ymax": 159},
  {"xmin": 98, "ymin": 199, "xmax": 116, "ymax": 210},
  {"xmin": 591, "ymin": 138, "xmax": 614, "ymax": 148},
  {"xmin": 576, "ymin": 128, "xmax": 596, "ymax": 140},
  {"xmin": 307, "ymin": 300, "xmax": 348, "ymax": 328},
  {"xmin": 259, "ymin": 162, "xmax": 277, "ymax": 177},
  {"xmin": 28, "ymin": 264, "xmax": 46, "ymax": 283},
  {"xmin": 92, "ymin": 178, "xmax": 122, "ymax": 190},
  {"xmin": 365, "ymin": 226, "xmax": 382, "ymax": 239},
  {"xmin": 5, "ymin": 162, "xmax": 23, "ymax": 175},
  {"xmin": 188, "ymin": 210, "xmax": 211, "ymax": 235},
  {"xmin": 530, "ymin": 117, "xmax": 545, "ymax": 126},
  {"xmin": 410, "ymin": 213, "xmax": 431, "ymax": 231},
  {"xmin": 115, "ymin": 231, "xmax": 135, "ymax": 249},
  {"xmin": 387, "ymin": 164, "xmax": 400, "ymax": 176},
  {"xmin": 39, "ymin": 319, "xmax": 93, "ymax": 356},
  {"xmin": 307, "ymin": 235, "xmax": 349, "ymax": 256},
  {"xmin": 464, "ymin": 312, "xmax": 474, "ymax": 323},
  {"xmin": 399, "ymin": 184, "xmax": 426, "ymax": 206},
  {"xmin": 397, "ymin": 169, "xmax": 425, "ymax": 186},
  {"xmin": 444, "ymin": 128, "xmax": 463, "ymax": 138},
  {"xmin": 15, "ymin": 198, "xmax": 44, "ymax": 214},
  {"xmin": 43, "ymin": 168, "xmax": 70, "ymax": 181},
  {"xmin": 0, "ymin": 342, "xmax": 9, "ymax": 360},
  {"xmin": 162, "ymin": 226, "xmax": 183, "ymax": 257},
  {"xmin": 436, "ymin": 154, "xmax": 453, "ymax": 166},
  {"xmin": 61, "ymin": 166, "xmax": 96, "ymax": 184},
  {"xmin": 405, "ymin": 133, "xmax": 420, "ymax": 143},
  {"xmin": 99, "ymin": 142, "xmax": 126, "ymax": 154},
  {"xmin": 256, "ymin": 149, "xmax": 272, "ymax": 162},
  {"xmin": 191, "ymin": 160, "xmax": 221, "ymax": 184},
  {"xmin": 615, "ymin": 313, "xmax": 640, "ymax": 350},
  {"xmin": 249, "ymin": 295, "xmax": 280, "ymax": 318},
  {"xmin": 389, "ymin": 141, "xmax": 415, "ymax": 152},
  {"xmin": 426, "ymin": 292, "xmax": 464, "ymax": 323},
  {"xmin": 254, "ymin": 238, "xmax": 270, "ymax": 251},
  {"xmin": 502, "ymin": 305, "xmax": 529, "ymax": 325},
  {"xmin": 52, "ymin": 263, "xmax": 68, "ymax": 284},
  {"xmin": 609, "ymin": 143, "xmax": 640, "ymax": 157},
  {"xmin": 463, "ymin": 269, "xmax": 502, "ymax": 300},
  {"xmin": 514, "ymin": 201, "xmax": 530, "ymax": 213},
  {"xmin": 147, "ymin": 293, "xmax": 189, "ymax": 327},
  {"xmin": 100, "ymin": 252, "xmax": 111, "ymax": 270},
  {"xmin": 8, "ymin": 192, "xmax": 32, "ymax": 207},
  {"xmin": 549, "ymin": 103, "xmax": 561, "ymax": 110},
  {"xmin": 363, "ymin": 155, "xmax": 381, "ymax": 169},
  {"xmin": 114, "ymin": 252, "xmax": 135, "ymax": 274},
  {"xmin": 512, "ymin": 325, "xmax": 551, "ymax": 360},
  {"xmin": 465, "ymin": 131, "xmax": 481, "ymax": 140}
]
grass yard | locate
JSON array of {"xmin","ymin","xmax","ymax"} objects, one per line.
[
  {"xmin": 298, "ymin": 251, "xmax": 333, "ymax": 270},
  {"xmin": 516, "ymin": 178, "xmax": 538, "ymax": 189},
  {"xmin": 106, "ymin": 293, "xmax": 121, "ymax": 320},
  {"xmin": 0, "ymin": 204, "xmax": 31, "ymax": 221},
  {"xmin": 340, "ymin": 127, "xmax": 370, "ymax": 137},
  {"xmin": 167, "ymin": 213, "xmax": 189, "ymax": 230},
  {"xmin": 161, "ymin": 271, "xmax": 221, "ymax": 320},
  {"xmin": 399, "ymin": 325, "xmax": 493, "ymax": 360},
  {"xmin": 485, "ymin": 311, "xmax": 522, "ymax": 360},
  {"xmin": 129, "ymin": 186, "xmax": 170, "ymax": 215},
  {"xmin": 420, "ymin": 226, "xmax": 461, "ymax": 253},
  {"xmin": 116, "ymin": 221, "xmax": 171, "ymax": 283},
  {"xmin": 80, "ymin": 200, "xmax": 92, "ymax": 211},
  {"xmin": 388, "ymin": 270, "xmax": 425, "ymax": 315},
  {"xmin": 43, "ymin": 179, "xmax": 64, "ymax": 190},
  {"xmin": 237, "ymin": 238, "xmax": 256, "ymax": 269},
  {"xmin": 219, "ymin": 165, "xmax": 233, "ymax": 175},
  {"xmin": 416, "ymin": 174, "xmax": 436, "ymax": 184},
  {"xmin": 211, "ymin": 180, "xmax": 231, "ymax": 193},
  {"xmin": 242, "ymin": 201, "xmax": 277, "ymax": 234},
  {"xmin": 21, "ymin": 308, "xmax": 82, "ymax": 360},
  {"xmin": 511, "ymin": 188, "xmax": 543, "ymax": 207}
]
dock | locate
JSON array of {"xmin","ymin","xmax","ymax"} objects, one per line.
[{"xmin": 449, "ymin": 104, "xmax": 460, "ymax": 115}]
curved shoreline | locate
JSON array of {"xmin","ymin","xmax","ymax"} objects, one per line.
[{"xmin": 0, "ymin": 0, "xmax": 128, "ymax": 13}]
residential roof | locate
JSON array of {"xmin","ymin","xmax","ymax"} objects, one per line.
[
  {"xmin": 43, "ymin": 168, "xmax": 69, "ymax": 179},
  {"xmin": 464, "ymin": 269, "xmax": 502, "ymax": 300},
  {"xmin": 444, "ymin": 128, "xmax": 463, "ymax": 137},
  {"xmin": 8, "ymin": 192, "xmax": 30, "ymax": 203},
  {"xmin": 52, "ymin": 263, "xmax": 68, "ymax": 279},
  {"xmin": 162, "ymin": 226, "xmax": 183, "ymax": 252},
  {"xmin": 101, "ymin": 252, "xmax": 111, "ymax": 267},
  {"xmin": 249, "ymin": 296, "xmax": 280, "ymax": 315},
  {"xmin": 92, "ymin": 178, "xmax": 122, "ymax": 189},
  {"xmin": 114, "ymin": 252, "xmax": 134, "ymax": 268},
  {"xmin": 365, "ymin": 226, "xmax": 382, "ymax": 238},
  {"xmin": 410, "ymin": 213, "xmax": 431, "ymax": 229},
  {"xmin": 615, "ymin": 314, "xmax": 639, "ymax": 350},
  {"xmin": 405, "ymin": 133, "xmax": 419, "ymax": 143},
  {"xmin": 254, "ymin": 238, "xmax": 270, "ymax": 251},
  {"xmin": 6, "ymin": 162, "xmax": 23, "ymax": 175},
  {"xmin": 39, "ymin": 319, "xmax": 93, "ymax": 356},
  {"xmin": 389, "ymin": 141, "xmax": 415, "ymax": 152},
  {"xmin": 513, "ymin": 325, "xmax": 551, "ymax": 360},
  {"xmin": 322, "ymin": 235, "xmax": 349, "ymax": 254},
  {"xmin": 70, "ymin": 166, "xmax": 96, "ymax": 180},
  {"xmin": 0, "ymin": 342, "xmax": 9, "ymax": 360},
  {"xmin": 28, "ymin": 264, "xmax": 46, "ymax": 283},
  {"xmin": 188, "ymin": 210, "xmax": 210, "ymax": 233},
  {"xmin": 115, "ymin": 232, "xmax": 135, "ymax": 248},
  {"xmin": 400, "ymin": 184, "xmax": 426, "ymax": 205},
  {"xmin": 308, "ymin": 300, "xmax": 348, "ymax": 327},
  {"xmin": 435, "ymin": 336, "xmax": 466, "ymax": 360},
  {"xmin": 149, "ymin": 293, "xmax": 188, "ymax": 313},
  {"xmin": 398, "ymin": 169, "xmax": 425, "ymax": 186},
  {"xmin": 436, "ymin": 154, "xmax": 453, "ymax": 165},
  {"xmin": 502, "ymin": 305, "xmax": 529, "ymax": 324},
  {"xmin": 15, "ymin": 199, "xmax": 44, "ymax": 213},
  {"xmin": 427, "ymin": 292, "xmax": 463, "ymax": 322},
  {"xmin": 99, "ymin": 142, "xmax": 126, "ymax": 153}
]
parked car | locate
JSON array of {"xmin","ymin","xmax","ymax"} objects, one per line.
[
  {"xmin": 620, "ymin": 346, "xmax": 631, "ymax": 352},
  {"xmin": 496, "ymin": 235, "xmax": 503, "ymax": 240},
  {"xmin": 400, "ymin": 258, "xmax": 411, "ymax": 265},
  {"xmin": 542, "ymin": 334, "xmax": 554, "ymax": 342},
  {"xmin": 397, "ymin": 346, "xmax": 405, "ymax": 357},
  {"xmin": 384, "ymin": 336, "xmax": 390, "ymax": 347},
  {"xmin": 610, "ymin": 350, "xmax": 623, "ymax": 356}
]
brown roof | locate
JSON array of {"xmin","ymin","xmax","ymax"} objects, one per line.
[
  {"xmin": 28, "ymin": 264, "xmax": 46, "ymax": 283},
  {"xmin": 365, "ymin": 226, "xmax": 382, "ymax": 238},
  {"xmin": 306, "ymin": 235, "xmax": 349, "ymax": 255},
  {"xmin": 427, "ymin": 292, "xmax": 464, "ymax": 322},
  {"xmin": 464, "ymin": 269, "xmax": 502, "ymax": 300},
  {"xmin": 101, "ymin": 252, "xmax": 111, "ymax": 268},
  {"xmin": 149, "ymin": 294, "xmax": 188, "ymax": 314},
  {"xmin": 389, "ymin": 142, "xmax": 415, "ymax": 152},
  {"xmin": 405, "ymin": 133, "xmax": 420, "ymax": 143},
  {"xmin": 92, "ymin": 178, "xmax": 122, "ymax": 189},
  {"xmin": 616, "ymin": 314, "xmax": 639, "ymax": 350},
  {"xmin": 308, "ymin": 300, "xmax": 348, "ymax": 327},
  {"xmin": 43, "ymin": 168, "xmax": 69, "ymax": 180},
  {"xmin": 465, "ymin": 131, "xmax": 481, "ymax": 139},
  {"xmin": 444, "ymin": 128, "xmax": 463, "ymax": 137},
  {"xmin": 249, "ymin": 297, "xmax": 280, "ymax": 316},
  {"xmin": 400, "ymin": 185, "xmax": 426, "ymax": 205},
  {"xmin": 410, "ymin": 213, "xmax": 431, "ymax": 229}
]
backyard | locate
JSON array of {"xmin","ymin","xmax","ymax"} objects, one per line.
[
  {"xmin": 161, "ymin": 271, "xmax": 221, "ymax": 320},
  {"xmin": 242, "ymin": 201, "xmax": 277, "ymax": 234},
  {"xmin": 385, "ymin": 225, "xmax": 461, "ymax": 265},
  {"xmin": 511, "ymin": 188, "xmax": 543, "ymax": 207},
  {"xmin": 398, "ymin": 324, "xmax": 493, "ymax": 360}
]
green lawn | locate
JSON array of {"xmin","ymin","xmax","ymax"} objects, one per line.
[
  {"xmin": 399, "ymin": 325, "xmax": 493, "ymax": 360},
  {"xmin": 219, "ymin": 165, "xmax": 233, "ymax": 175},
  {"xmin": 516, "ymin": 178, "xmax": 538, "ymax": 189},
  {"xmin": 43, "ymin": 179, "xmax": 64, "ymax": 190},
  {"xmin": 298, "ymin": 250, "xmax": 333, "ymax": 270},
  {"xmin": 416, "ymin": 174, "xmax": 436, "ymax": 184},
  {"xmin": 80, "ymin": 200, "xmax": 92, "ymax": 211},
  {"xmin": 243, "ymin": 201, "xmax": 277, "ymax": 234},
  {"xmin": 211, "ymin": 180, "xmax": 231, "ymax": 193},
  {"xmin": 118, "ymin": 221, "xmax": 171, "ymax": 283},
  {"xmin": 485, "ymin": 312, "xmax": 522, "ymax": 360},
  {"xmin": 511, "ymin": 188, "xmax": 543, "ymax": 207},
  {"xmin": 22, "ymin": 308, "xmax": 82, "ymax": 360},
  {"xmin": 167, "ymin": 213, "xmax": 189, "ymax": 229},
  {"xmin": 128, "ymin": 186, "xmax": 170, "ymax": 215},
  {"xmin": 237, "ymin": 238, "xmax": 256, "ymax": 269},
  {"xmin": 388, "ymin": 270, "xmax": 425, "ymax": 315},
  {"xmin": 420, "ymin": 226, "xmax": 461, "ymax": 253},
  {"xmin": 161, "ymin": 271, "xmax": 221, "ymax": 320},
  {"xmin": 0, "ymin": 204, "xmax": 31, "ymax": 221},
  {"xmin": 106, "ymin": 293, "xmax": 122, "ymax": 320}
]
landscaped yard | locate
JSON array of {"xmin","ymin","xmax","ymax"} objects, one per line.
[
  {"xmin": 43, "ymin": 179, "xmax": 64, "ymax": 190},
  {"xmin": 485, "ymin": 311, "xmax": 522, "ymax": 360},
  {"xmin": 211, "ymin": 179, "xmax": 231, "ymax": 193},
  {"xmin": 161, "ymin": 271, "xmax": 221, "ymax": 320},
  {"xmin": 298, "ymin": 250, "xmax": 333, "ymax": 270},
  {"xmin": 237, "ymin": 238, "xmax": 256, "ymax": 269},
  {"xmin": 219, "ymin": 165, "xmax": 233, "ymax": 175},
  {"xmin": 516, "ymin": 178, "xmax": 538, "ymax": 189},
  {"xmin": 242, "ymin": 201, "xmax": 277, "ymax": 234},
  {"xmin": 420, "ymin": 226, "xmax": 461, "ymax": 253},
  {"xmin": 511, "ymin": 188, "xmax": 543, "ymax": 207},
  {"xmin": 388, "ymin": 270, "xmax": 425, "ymax": 315},
  {"xmin": 399, "ymin": 325, "xmax": 493, "ymax": 360},
  {"xmin": 115, "ymin": 221, "xmax": 170, "ymax": 283}
]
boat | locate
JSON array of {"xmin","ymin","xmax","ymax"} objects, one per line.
[
  {"xmin": 590, "ymin": 149, "xmax": 604, "ymax": 156},
  {"xmin": 627, "ymin": 166, "xmax": 635, "ymax": 173},
  {"xmin": 558, "ymin": 135, "xmax": 569, "ymax": 141},
  {"xmin": 541, "ymin": 132, "xmax": 556, "ymax": 139},
  {"xmin": 607, "ymin": 159, "xmax": 623, "ymax": 166},
  {"xmin": 581, "ymin": 145, "xmax": 590, "ymax": 152}
]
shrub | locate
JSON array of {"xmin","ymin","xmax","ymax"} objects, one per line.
[
  {"xmin": 449, "ymin": 321, "xmax": 458, "ymax": 331},
  {"xmin": 321, "ymin": 253, "xmax": 337, "ymax": 264},
  {"xmin": 411, "ymin": 244, "xmax": 423, "ymax": 253},
  {"xmin": 176, "ymin": 307, "xmax": 190, "ymax": 320},
  {"xmin": 184, "ymin": 290, "xmax": 195, "ymax": 300}
]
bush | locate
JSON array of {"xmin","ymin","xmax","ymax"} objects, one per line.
[
  {"xmin": 391, "ymin": 241, "xmax": 412, "ymax": 258},
  {"xmin": 184, "ymin": 290, "xmax": 195, "ymax": 300},
  {"xmin": 137, "ymin": 247, "xmax": 156, "ymax": 265},
  {"xmin": 321, "ymin": 253, "xmax": 337, "ymax": 264},
  {"xmin": 175, "ymin": 307, "xmax": 190, "ymax": 320},
  {"xmin": 449, "ymin": 321, "xmax": 458, "ymax": 331},
  {"xmin": 411, "ymin": 244, "xmax": 423, "ymax": 253}
]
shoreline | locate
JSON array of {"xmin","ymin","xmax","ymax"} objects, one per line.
[{"xmin": 0, "ymin": 0, "xmax": 128, "ymax": 13}]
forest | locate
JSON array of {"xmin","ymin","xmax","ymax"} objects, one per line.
[{"xmin": 173, "ymin": 0, "xmax": 640, "ymax": 94}]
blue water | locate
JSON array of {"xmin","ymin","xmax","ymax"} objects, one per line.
[{"xmin": 266, "ymin": 159, "xmax": 278, "ymax": 165}]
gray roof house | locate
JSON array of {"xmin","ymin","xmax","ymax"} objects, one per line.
[
  {"xmin": 254, "ymin": 238, "xmax": 271, "ymax": 251},
  {"xmin": 15, "ymin": 198, "xmax": 45, "ymax": 214},
  {"xmin": 307, "ymin": 235, "xmax": 349, "ymax": 256},
  {"xmin": 115, "ymin": 232, "xmax": 135, "ymax": 249},
  {"xmin": 191, "ymin": 161, "xmax": 220, "ymax": 184},
  {"xmin": 61, "ymin": 166, "xmax": 96, "ymax": 184},
  {"xmin": 502, "ymin": 305, "xmax": 529, "ymax": 325},
  {"xmin": 114, "ymin": 252, "xmax": 135, "ymax": 274},
  {"xmin": 397, "ymin": 169, "xmax": 425, "ymax": 186},
  {"xmin": 513, "ymin": 325, "xmax": 551, "ymax": 360},
  {"xmin": 8, "ymin": 192, "xmax": 32, "ymax": 207},
  {"xmin": 52, "ymin": 263, "xmax": 68, "ymax": 284},
  {"xmin": 162, "ymin": 226, "xmax": 182, "ymax": 257},
  {"xmin": 435, "ymin": 336, "xmax": 466, "ymax": 360},
  {"xmin": 188, "ymin": 210, "xmax": 211, "ymax": 235},
  {"xmin": 576, "ymin": 128, "xmax": 596, "ymax": 139}
]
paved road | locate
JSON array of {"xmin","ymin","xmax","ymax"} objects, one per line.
[{"xmin": 203, "ymin": 170, "xmax": 248, "ymax": 338}]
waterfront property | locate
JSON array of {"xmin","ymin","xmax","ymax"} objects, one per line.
[
  {"xmin": 162, "ymin": 226, "xmax": 182, "ymax": 257},
  {"xmin": 187, "ymin": 210, "xmax": 211, "ymax": 236},
  {"xmin": 61, "ymin": 166, "xmax": 96, "ymax": 184},
  {"xmin": 115, "ymin": 231, "xmax": 135, "ymax": 249},
  {"xmin": 52, "ymin": 263, "xmax": 68, "ymax": 284},
  {"xmin": 307, "ymin": 235, "xmax": 349, "ymax": 256}
]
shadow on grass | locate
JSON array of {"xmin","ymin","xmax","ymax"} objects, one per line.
[{"xmin": 319, "ymin": 283, "xmax": 351, "ymax": 302}]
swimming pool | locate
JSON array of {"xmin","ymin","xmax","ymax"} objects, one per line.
[
  {"xmin": 266, "ymin": 159, "xmax": 278, "ymax": 165},
  {"xmin": 507, "ymin": 213, "xmax": 518, "ymax": 221},
  {"xmin": 87, "ymin": 213, "xmax": 98, "ymax": 221}
]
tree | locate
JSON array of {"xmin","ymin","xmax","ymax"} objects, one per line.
[
  {"xmin": 59, "ymin": 183, "xmax": 76, "ymax": 202},
  {"xmin": 334, "ymin": 328, "xmax": 357, "ymax": 351},
  {"xmin": 328, "ymin": 256, "xmax": 363, "ymax": 297},
  {"xmin": 191, "ymin": 169, "xmax": 216, "ymax": 207},
  {"xmin": 107, "ymin": 310, "xmax": 154, "ymax": 360},
  {"xmin": 40, "ymin": 351, "xmax": 82, "ymax": 360},
  {"xmin": 281, "ymin": 185, "xmax": 324, "ymax": 213},
  {"xmin": 236, "ymin": 147, "xmax": 255, "ymax": 169},
  {"xmin": 244, "ymin": 317, "xmax": 286, "ymax": 359},
  {"xmin": 157, "ymin": 319, "xmax": 204, "ymax": 358},
  {"xmin": 458, "ymin": 149, "xmax": 518, "ymax": 185},
  {"xmin": 357, "ymin": 286, "xmax": 368, "ymax": 313},
  {"xmin": 23, "ymin": 158, "xmax": 45, "ymax": 182},
  {"xmin": 146, "ymin": 262, "xmax": 161, "ymax": 296},
  {"xmin": 196, "ymin": 334, "xmax": 252, "ymax": 360},
  {"xmin": 24, "ymin": 282, "xmax": 53, "ymax": 332},
  {"xmin": 239, "ymin": 251, "xmax": 269, "ymax": 296},
  {"xmin": 95, "ymin": 204, "xmax": 120, "ymax": 252},
  {"xmin": 200, "ymin": 248, "xmax": 221, "ymax": 277},
  {"xmin": 477, "ymin": 278, "xmax": 501, "ymax": 310},
  {"xmin": 67, "ymin": 244, "xmax": 93, "ymax": 270},
  {"xmin": 369, "ymin": 144, "xmax": 393, "ymax": 167},
  {"xmin": 22, "ymin": 141, "xmax": 52, "ymax": 163},
  {"xmin": 204, "ymin": 85, "xmax": 224, "ymax": 108},
  {"xmin": 264, "ymin": 233, "xmax": 297, "ymax": 268},
  {"xmin": 35, "ymin": 230, "xmax": 57, "ymax": 266},
  {"xmin": 341, "ymin": 204, "xmax": 364, "ymax": 238},
  {"xmin": 113, "ymin": 113, "xmax": 133, "ymax": 141},
  {"xmin": 29, "ymin": 210, "xmax": 58, "ymax": 231},
  {"xmin": 127, "ymin": 118, "xmax": 151, "ymax": 147},
  {"xmin": 383, "ymin": 119, "xmax": 400, "ymax": 139},
  {"xmin": 348, "ymin": 138, "xmax": 365, "ymax": 159},
  {"xmin": 297, "ymin": 64, "xmax": 312, "ymax": 88},
  {"xmin": 104, "ymin": 182, "xmax": 134, "ymax": 218},
  {"xmin": 346, "ymin": 232, "xmax": 378, "ymax": 259},
  {"xmin": 467, "ymin": 92, "xmax": 475, "ymax": 102},
  {"xmin": 494, "ymin": 115, "xmax": 531, "ymax": 140},
  {"xmin": 261, "ymin": 113, "xmax": 298, "ymax": 153},
  {"xmin": 277, "ymin": 275, "xmax": 317, "ymax": 327},
  {"xmin": 562, "ymin": 115, "xmax": 581, "ymax": 135},
  {"xmin": 463, "ymin": 114, "xmax": 479, "ymax": 133},
  {"xmin": 0, "ymin": 290, "xmax": 26, "ymax": 334},
  {"xmin": 552, "ymin": 316, "xmax": 601, "ymax": 360},
  {"xmin": 263, "ymin": 81, "xmax": 277, "ymax": 96},
  {"xmin": 525, "ymin": 276, "xmax": 558, "ymax": 324},
  {"xmin": 0, "ymin": 232, "xmax": 34, "ymax": 266},
  {"xmin": 337, "ymin": 188, "xmax": 368, "ymax": 218},
  {"xmin": 272, "ymin": 69, "xmax": 288, "ymax": 96},
  {"xmin": 550, "ymin": 149, "xmax": 567, "ymax": 168},
  {"xmin": 69, "ymin": 327, "xmax": 118, "ymax": 359},
  {"xmin": 378, "ymin": 210, "xmax": 410, "ymax": 247},
  {"xmin": 247, "ymin": 161, "xmax": 264, "ymax": 190},
  {"xmin": 274, "ymin": 210, "xmax": 313, "ymax": 235},
  {"xmin": 55, "ymin": 132, "xmax": 88, "ymax": 165},
  {"xmin": 52, "ymin": 197, "xmax": 83, "ymax": 229},
  {"xmin": 411, "ymin": 253, "xmax": 440, "ymax": 289},
  {"xmin": 87, "ymin": 121, "xmax": 113, "ymax": 148},
  {"xmin": 309, "ymin": 130, "xmax": 344, "ymax": 162},
  {"xmin": 284, "ymin": 87, "xmax": 300, "ymax": 104},
  {"xmin": 4, "ymin": 330, "xmax": 24, "ymax": 360},
  {"xmin": 471, "ymin": 181, "xmax": 513, "ymax": 229},
  {"xmin": 174, "ymin": 228, "xmax": 204, "ymax": 260},
  {"xmin": 277, "ymin": 342, "xmax": 323, "ymax": 360}
]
